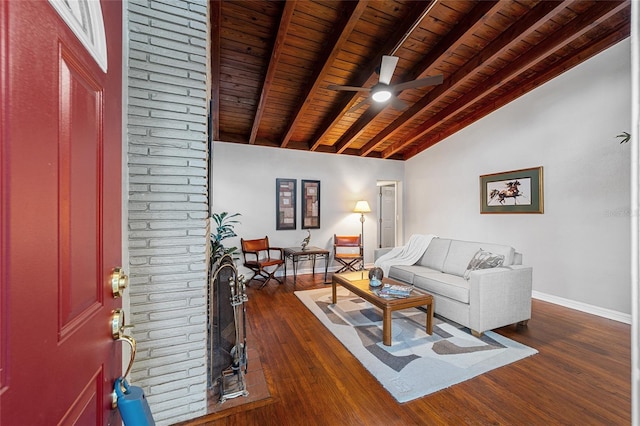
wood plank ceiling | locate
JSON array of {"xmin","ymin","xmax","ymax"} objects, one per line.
[{"xmin": 210, "ymin": 0, "xmax": 631, "ymax": 160}]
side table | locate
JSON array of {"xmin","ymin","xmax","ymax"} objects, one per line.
[{"xmin": 283, "ymin": 246, "xmax": 330, "ymax": 287}]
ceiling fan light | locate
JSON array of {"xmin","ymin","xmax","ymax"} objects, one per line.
[{"xmin": 371, "ymin": 89, "xmax": 392, "ymax": 103}]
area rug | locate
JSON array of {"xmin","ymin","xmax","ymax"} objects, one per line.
[{"xmin": 294, "ymin": 287, "xmax": 537, "ymax": 403}]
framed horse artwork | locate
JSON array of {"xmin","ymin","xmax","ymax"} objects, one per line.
[{"xmin": 480, "ymin": 167, "xmax": 544, "ymax": 214}]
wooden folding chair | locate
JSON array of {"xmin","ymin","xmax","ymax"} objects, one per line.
[
  {"xmin": 241, "ymin": 236, "xmax": 285, "ymax": 288},
  {"xmin": 333, "ymin": 234, "xmax": 363, "ymax": 273}
]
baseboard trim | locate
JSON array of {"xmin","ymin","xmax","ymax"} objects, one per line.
[{"xmin": 532, "ymin": 290, "xmax": 631, "ymax": 324}]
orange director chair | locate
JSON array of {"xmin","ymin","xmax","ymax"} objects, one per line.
[
  {"xmin": 333, "ymin": 234, "xmax": 363, "ymax": 273},
  {"xmin": 241, "ymin": 236, "xmax": 285, "ymax": 288}
]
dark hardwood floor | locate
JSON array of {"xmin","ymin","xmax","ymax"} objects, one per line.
[{"xmin": 178, "ymin": 273, "xmax": 631, "ymax": 425}]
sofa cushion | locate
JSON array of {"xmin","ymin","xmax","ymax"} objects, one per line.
[
  {"xmin": 387, "ymin": 264, "xmax": 429, "ymax": 284},
  {"xmin": 441, "ymin": 240, "xmax": 515, "ymax": 277},
  {"xmin": 463, "ymin": 249, "xmax": 505, "ymax": 280},
  {"xmin": 416, "ymin": 238, "xmax": 451, "ymax": 271},
  {"xmin": 413, "ymin": 270, "xmax": 470, "ymax": 304}
]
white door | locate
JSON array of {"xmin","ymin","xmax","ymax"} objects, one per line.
[{"xmin": 379, "ymin": 184, "xmax": 396, "ymax": 248}]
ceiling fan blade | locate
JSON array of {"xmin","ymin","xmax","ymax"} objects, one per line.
[
  {"xmin": 379, "ymin": 55, "xmax": 399, "ymax": 85},
  {"xmin": 390, "ymin": 74, "xmax": 444, "ymax": 92},
  {"xmin": 390, "ymin": 96, "xmax": 408, "ymax": 111},
  {"xmin": 347, "ymin": 97, "xmax": 371, "ymax": 114},
  {"xmin": 327, "ymin": 84, "xmax": 371, "ymax": 92}
]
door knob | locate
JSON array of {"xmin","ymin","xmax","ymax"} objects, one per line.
[
  {"xmin": 111, "ymin": 267, "xmax": 129, "ymax": 298},
  {"xmin": 111, "ymin": 309, "xmax": 136, "ymax": 379}
]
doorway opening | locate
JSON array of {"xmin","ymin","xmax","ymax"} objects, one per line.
[{"xmin": 377, "ymin": 181, "xmax": 399, "ymax": 248}]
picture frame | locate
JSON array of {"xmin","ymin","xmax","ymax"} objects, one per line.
[
  {"xmin": 276, "ymin": 178, "xmax": 297, "ymax": 230},
  {"xmin": 301, "ymin": 180, "xmax": 320, "ymax": 229},
  {"xmin": 480, "ymin": 166, "xmax": 543, "ymax": 214}
]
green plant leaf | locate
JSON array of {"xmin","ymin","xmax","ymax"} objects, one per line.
[
  {"xmin": 616, "ymin": 131, "xmax": 630, "ymax": 144},
  {"xmin": 210, "ymin": 212, "xmax": 241, "ymax": 265}
]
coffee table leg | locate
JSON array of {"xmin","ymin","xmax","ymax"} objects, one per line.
[
  {"xmin": 332, "ymin": 281, "xmax": 337, "ymax": 304},
  {"xmin": 383, "ymin": 309, "xmax": 392, "ymax": 346},
  {"xmin": 426, "ymin": 301, "xmax": 433, "ymax": 335}
]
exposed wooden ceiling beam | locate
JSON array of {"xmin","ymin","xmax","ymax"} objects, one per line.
[
  {"xmin": 382, "ymin": 0, "xmax": 630, "ymax": 158},
  {"xmin": 278, "ymin": 0, "xmax": 367, "ymax": 149},
  {"xmin": 404, "ymin": 20, "xmax": 631, "ymax": 159},
  {"xmin": 306, "ymin": 0, "xmax": 438, "ymax": 151},
  {"xmin": 359, "ymin": 0, "xmax": 571, "ymax": 158},
  {"xmin": 333, "ymin": 0, "xmax": 503, "ymax": 155},
  {"xmin": 213, "ymin": 1, "xmax": 631, "ymax": 160},
  {"xmin": 248, "ymin": 1, "xmax": 296, "ymax": 144}
]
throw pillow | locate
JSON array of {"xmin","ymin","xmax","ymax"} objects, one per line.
[{"xmin": 463, "ymin": 249, "xmax": 505, "ymax": 280}]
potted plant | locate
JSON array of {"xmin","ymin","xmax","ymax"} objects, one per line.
[{"xmin": 210, "ymin": 211, "xmax": 241, "ymax": 268}]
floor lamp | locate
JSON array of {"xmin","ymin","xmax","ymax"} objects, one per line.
[{"xmin": 353, "ymin": 200, "xmax": 371, "ymax": 270}]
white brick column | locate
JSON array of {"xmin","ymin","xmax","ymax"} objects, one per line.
[{"xmin": 126, "ymin": 0, "xmax": 209, "ymax": 424}]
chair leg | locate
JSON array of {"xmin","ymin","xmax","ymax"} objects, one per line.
[
  {"xmin": 250, "ymin": 271, "xmax": 268, "ymax": 289},
  {"xmin": 246, "ymin": 271, "xmax": 259, "ymax": 284},
  {"xmin": 336, "ymin": 259, "xmax": 360, "ymax": 273},
  {"xmin": 337, "ymin": 265, "xmax": 356, "ymax": 274},
  {"xmin": 258, "ymin": 277, "xmax": 270, "ymax": 289},
  {"xmin": 256, "ymin": 268, "xmax": 283, "ymax": 288},
  {"xmin": 245, "ymin": 273, "xmax": 268, "ymax": 289},
  {"xmin": 351, "ymin": 260, "xmax": 361, "ymax": 271}
]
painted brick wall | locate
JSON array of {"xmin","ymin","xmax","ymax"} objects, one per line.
[{"xmin": 127, "ymin": 0, "xmax": 209, "ymax": 424}]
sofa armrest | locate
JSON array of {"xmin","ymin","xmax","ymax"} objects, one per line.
[
  {"xmin": 468, "ymin": 265, "xmax": 533, "ymax": 333},
  {"xmin": 374, "ymin": 247, "xmax": 394, "ymax": 261},
  {"xmin": 513, "ymin": 252, "xmax": 523, "ymax": 265}
]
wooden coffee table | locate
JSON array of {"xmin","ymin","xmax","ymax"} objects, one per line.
[{"xmin": 332, "ymin": 271, "xmax": 434, "ymax": 346}]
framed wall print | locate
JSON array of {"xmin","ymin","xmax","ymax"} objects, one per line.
[
  {"xmin": 301, "ymin": 180, "xmax": 320, "ymax": 229},
  {"xmin": 480, "ymin": 166, "xmax": 543, "ymax": 214},
  {"xmin": 276, "ymin": 178, "xmax": 297, "ymax": 230}
]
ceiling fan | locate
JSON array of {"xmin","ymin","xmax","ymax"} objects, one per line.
[{"xmin": 327, "ymin": 55, "xmax": 444, "ymax": 113}]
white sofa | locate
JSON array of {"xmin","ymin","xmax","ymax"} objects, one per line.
[{"xmin": 374, "ymin": 237, "xmax": 532, "ymax": 336}]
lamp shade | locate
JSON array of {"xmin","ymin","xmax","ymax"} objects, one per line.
[{"xmin": 353, "ymin": 200, "xmax": 371, "ymax": 213}]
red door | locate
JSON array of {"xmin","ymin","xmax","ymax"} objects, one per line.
[{"xmin": 0, "ymin": 0, "xmax": 123, "ymax": 424}]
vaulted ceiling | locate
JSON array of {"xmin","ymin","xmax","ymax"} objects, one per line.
[{"xmin": 210, "ymin": 0, "xmax": 631, "ymax": 160}]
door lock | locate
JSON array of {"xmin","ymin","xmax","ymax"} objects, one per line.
[{"xmin": 111, "ymin": 267, "xmax": 129, "ymax": 298}]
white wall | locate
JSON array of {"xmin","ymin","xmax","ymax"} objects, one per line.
[
  {"xmin": 405, "ymin": 39, "xmax": 632, "ymax": 318},
  {"xmin": 211, "ymin": 143, "xmax": 404, "ymax": 273}
]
